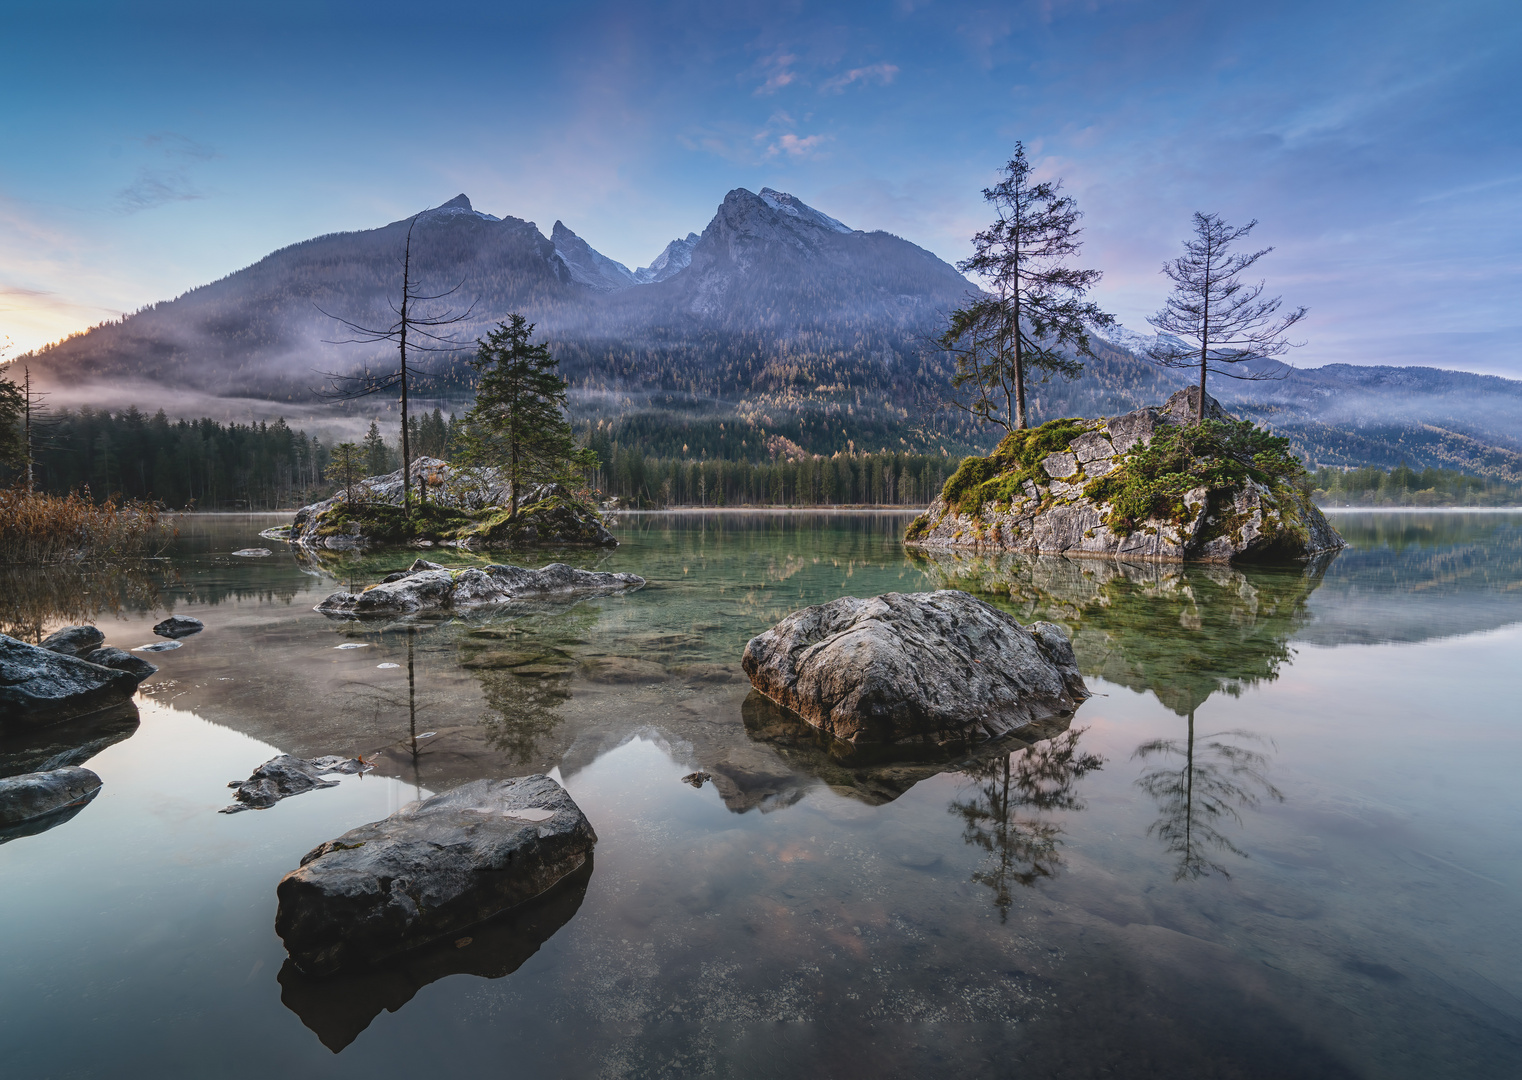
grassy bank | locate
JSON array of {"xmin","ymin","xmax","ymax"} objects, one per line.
[{"xmin": 0, "ymin": 489, "xmax": 172, "ymax": 565}]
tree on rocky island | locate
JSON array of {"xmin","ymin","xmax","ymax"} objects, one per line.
[
  {"xmin": 460, "ymin": 315, "xmax": 592, "ymax": 519},
  {"xmin": 326, "ymin": 443, "xmax": 364, "ymax": 507},
  {"xmin": 940, "ymin": 143, "xmax": 1115, "ymax": 432},
  {"xmin": 316, "ymin": 212, "xmax": 476, "ymax": 515},
  {"xmin": 1146, "ymin": 213, "xmax": 1307, "ymax": 422}
]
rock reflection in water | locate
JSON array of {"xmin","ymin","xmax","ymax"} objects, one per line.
[
  {"xmin": 951, "ymin": 727, "xmax": 1104, "ymax": 918},
  {"xmin": 0, "ymin": 702, "xmax": 140, "ymax": 779},
  {"xmin": 1134, "ymin": 712, "xmax": 1284, "ymax": 881},
  {"xmin": 277, "ymin": 860, "xmax": 592, "ymax": 1053}
]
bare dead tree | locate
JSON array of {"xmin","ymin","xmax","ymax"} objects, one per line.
[
  {"xmin": 1147, "ymin": 213, "xmax": 1307, "ymax": 422},
  {"xmin": 315, "ymin": 211, "xmax": 475, "ymax": 513}
]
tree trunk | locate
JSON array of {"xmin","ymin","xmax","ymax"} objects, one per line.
[{"xmin": 399, "ymin": 232, "xmax": 414, "ymax": 518}]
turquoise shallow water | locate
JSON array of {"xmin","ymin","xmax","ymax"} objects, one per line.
[{"xmin": 1, "ymin": 510, "xmax": 1519, "ymax": 1077}]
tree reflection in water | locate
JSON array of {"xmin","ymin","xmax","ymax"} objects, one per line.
[
  {"xmin": 950, "ymin": 728, "xmax": 1103, "ymax": 920},
  {"xmin": 1134, "ymin": 711, "xmax": 1283, "ymax": 881},
  {"xmin": 920, "ymin": 551, "xmax": 1305, "ymax": 884}
]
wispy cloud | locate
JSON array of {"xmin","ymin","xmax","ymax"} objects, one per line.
[
  {"xmin": 769, "ymin": 133, "xmax": 829, "ymax": 158},
  {"xmin": 753, "ymin": 52, "xmax": 797, "ymax": 96},
  {"xmin": 114, "ymin": 132, "xmax": 217, "ymax": 213},
  {"xmin": 820, "ymin": 62, "xmax": 900, "ymax": 94}
]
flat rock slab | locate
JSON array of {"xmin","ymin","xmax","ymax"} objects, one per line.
[
  {"xmin": 742, "ymin": 590, "xmax": 1088, "ymax": 748},
  {"xmin": 153, "ymin": 615, "xmax": 204, "ymax": 638},
  {"xmin": 0, "ymin": 634, "xmax": 140, "ymax": 727},
  {"xmin": 221, "ymin": 754, "xmax": 370, "ymax": 813},
  {"xmin": 40, "ymin": 626, "xmax": 104, "ymax": 657},
  {"xmin": 232, "ymin": 548, "xmax": 272, "ymax": 557},
  {"xmin": 315, "ymin": 560, "xmax": 645, "ymax": 617},
  {"xmin": 0, "ymin": 766, "xmax": 102, "ymax": 827},
  {"xmin": 276, "ymin": 775, "xmax": 597, "ymax": 976}
]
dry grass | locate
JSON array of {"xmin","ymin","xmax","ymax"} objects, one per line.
[{"xmin": 0, "ymin": 489, "xmax": 174, "ymax": 566}]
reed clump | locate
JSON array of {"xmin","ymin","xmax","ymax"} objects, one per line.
[{"xmin": 0, "ymin": 488, "xmax": 173, "ymax": 565}]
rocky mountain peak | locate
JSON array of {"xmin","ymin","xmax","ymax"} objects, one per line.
[{"xmin": 440, "ymin": 193, "xmax": 473, "ymax": 211}]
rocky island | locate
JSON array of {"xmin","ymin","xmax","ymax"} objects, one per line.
[
  {"xmin": 906, "ymin": 388, "xmax": 1344, "ymax": 562},
  {"xmin": 270, "ymin": 458, "xmax": 616, "ymax": 551}
]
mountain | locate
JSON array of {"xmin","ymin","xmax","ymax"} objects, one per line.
[{"xmin": 17, "ymin": 189, "xmax": 1522, "ymax": 475}]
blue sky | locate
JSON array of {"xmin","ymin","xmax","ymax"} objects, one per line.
[{"xmin": 2, "ymin": 0, "xmax": 1519, "ymax": 376}]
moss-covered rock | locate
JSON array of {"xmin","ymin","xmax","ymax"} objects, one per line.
[{"xmin": 906, "ymin": 388, "xmax": 1344, "ymax": 564}]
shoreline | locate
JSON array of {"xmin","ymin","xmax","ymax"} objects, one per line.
[{"xmin": 161, "ymin": 504, "xmax": 1522, "ymax": 518}]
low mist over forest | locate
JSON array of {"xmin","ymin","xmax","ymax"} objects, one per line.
[{"xmin": 17, "ymin": 187, "xmax": 1522, "ymax": 482}]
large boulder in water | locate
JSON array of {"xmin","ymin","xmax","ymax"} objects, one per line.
[
  {"xmin": 742, "ymin": 590, "xmax": 1088, "ymax": 748},
  {"xmin": 314, "ymin": 559, "xmax": 644, "ymax": 618},
  {"xmin": 0, "ymin": 634, "xmax": 140, "ymax": 726},
  {"xmin": 275, "ymin": 775, "xmax": 597, "ymax": 976},
  {"xmin": 82, "ymin": 647, "xmax": 158, "ymax": 682},
  {"xmin": 0, "ymin": 766, "xmax": 102, "ymax": 828},
  {"xmin": 152, "ymin": 615, "xmax": 204, "ymax": 639}
]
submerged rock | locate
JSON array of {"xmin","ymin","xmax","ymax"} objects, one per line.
[
  {"xmin": 0, "ymin": 634, "xmax": 140, "ymax": 726},
  {"xmin": 153, "ymin": 616, "xmax": 204, "ymax": 639},
  {"xmin": 0, "ymin": 766, "xmax": 102, "ymax": 828},
  {"xmin": 40, "ymin": 625, "xmax": 105, "ymax": 657},
  {"xmin": 314, "ymin": 559, "xmax": 645, "ymax": 618},
  {"xmin": 221, "ymin": 754, "xmax": 371, "ymax": 813},
  {"xmin": 906, "ymin": 388, "xmax": 1344, "ymax": 563},
  {"xmin": 82, "ymin": 647, "xmax": 158, "ymax": 682},
  {"xmin": 742, "ymin": 590, "xmax": 1088, "ymax": 748},
  {"xmin": 275, "ymin": 775, "xmax": 597, "ymax": 976}
]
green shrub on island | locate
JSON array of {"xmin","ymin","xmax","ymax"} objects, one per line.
[{"xmin": 1084, "ymin": 419, "xmax": 1306, "ymax": 535}]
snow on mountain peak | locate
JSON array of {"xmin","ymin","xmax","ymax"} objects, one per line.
[
  {"xmin": 634, "ymin": 233, "xmax": 700, "ymax": 284},
  {"xmin": 422, "ymin": 193, "xmax": 500, "ymax": 222},
  {"xmin": 757, "ymin": 187, "xmax": 853, "ymax": 234}
]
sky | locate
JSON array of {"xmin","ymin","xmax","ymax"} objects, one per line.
[{"xmin": 2, "ymin": 0, "xmax": 1520, "ymax": 376}]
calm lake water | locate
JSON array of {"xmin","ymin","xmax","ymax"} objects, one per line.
[{"xmin": 2, "ymin": 510, "xmax": 1520, "ymax": 1078}]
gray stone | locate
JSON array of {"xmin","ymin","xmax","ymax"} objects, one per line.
[
  {"xmin": 1041, "ymin": 451, "xmax": 1079, "ymax": 479},
  {"xmin": 221, "ymin": 754, "xmax": 372, "ymax": 813},
  {"xmin": 232, "ymin": 547, "xmax": 272, "ymax": 558},
  {"xmin": 275, "ymin": 774, "xmax": 597, "ymax": 976},
  {"xmin": 1069, "ymin": 431, "xmax": 1116, "ymax": 463},
  {"xmin": 133, "ymin": 641, "xmax": 182, "ymax": 653},
  {"xmin": 315, "ymin": 561, "xmax": 645, "ymax": 618},
  {"xmin": 1105, "ymin": 407, "xmax": 1163, "ymax": 455},
  {"xmin": 40, "ymin": 625, "xmax": 104, "ymax": 657},
  {"xmin": 741, "ymin": 590, "xmax": 1088, "ymax": 748},
  {"xmin": 0, "ymin": 635, "xmax": 140, "ymax": 726},
  {"xmin": 82, "ymin": 647, "xmax": 158, "ymax": 682},
  {"xmin": 0, "ymin": 766, "xmax": 102, "ymax": 827},
  {"xmin": 153, "ymin": 615, "xmax": 204, "ymax": 639}
]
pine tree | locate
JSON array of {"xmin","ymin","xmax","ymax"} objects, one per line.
[
  {"xmin": 460, "ymin": 316, "xmax": 584, "ymax": 518},
  {"xmin": 326, "ymin": 443, "xmax": 364, "ymax": 506},
  {"xmin": 362, "ymin": 420, "xmax": 388, "ymax": 477},
  {"xmin": 941, "ymin": 143, "xmax": 1115, "ymax": 431},
  {"xmin": 1146, "ymin": 213, "xmax": 1307, "ymax": 422}
]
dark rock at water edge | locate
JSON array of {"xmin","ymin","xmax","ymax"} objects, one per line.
[
  {"xmin": 0, "ymin": 703, "xmax": 139, "ymax": 779},
  {"xmin": 0, "ymin": 634, "xmax": 140, "ymax": 726},
  {"xmin": 83, "ymin": 647, "xmax": 158, "ymax": 682},
  {"xmin": 277, "ymin": 860, "xmax": 591, "ymax": 1052},
  {"xmin": 0, "ymin": 766, "xmax": 102, "ymax": 829},
  {"xmin": 153, "ymin": 615, "xmax": 204, "ymax": 639},
  {"xmin": 907, "ymin": 388, "xmax": 1344, "ymax": 563},
  {"xmin": 222, "ymin": 754, "xmax": 371, "ymax": 813},
  {"xmin": 315, "ymin": 558, "xmax": 644, "ymax": 617},
  {"xmin": 742, "ymin": 590, "xmax": 1088, "ymax": 748},
  {"xmin": 276, "ymin": 775, "xmax": 596, "ymax": 976},
  {"xmin": 40, "ymin": 625, "xmax": 104, "ymax": 657}
]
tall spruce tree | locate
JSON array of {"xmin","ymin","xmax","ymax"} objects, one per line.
[
  {"xmin": 940, "ymin": 143, "xmax": 1115, "ymax": 431},
  {"xmin": 461, "ymin": 315, "xmax": 583, "ymax": 518},
  {"xmin": 362, "ymin": 421, "xmax": 389, "ymax": 477},
  {"xmin": 1146, "ymin": 213, "xmax": 1307, "ymax": 422}
]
